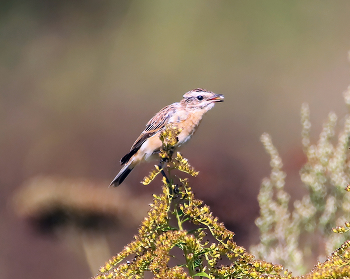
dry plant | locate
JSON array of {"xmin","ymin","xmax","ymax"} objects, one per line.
[
  {"xmin": 250, "ymin": 85, "xmax": 350, "ymax": 276},
  {"xmin": 12, "ymin": 177, "xmax": 147, "ymax": 275}
]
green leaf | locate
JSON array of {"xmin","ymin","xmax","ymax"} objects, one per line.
[
  {"xmin": 175, "ymin": 242, "xmax": 186, "ymax": 249},
  {"xmin": 188, "ymin": 227, "xmax": 206, "ymax": 234},
  {"xmin": 160, "ymin": 226, "xmax": 177, "ymax": 232},
  {"xmin": 192, "ymin": 271, "xmax": 211, "ymax": 278},
  {"xmin": 177, "ymin": 207, "xmax": 184, "ymax": 216},
  {"xmin": 193, "ymin": 258, "xmax": 202, "ymax": 268}
]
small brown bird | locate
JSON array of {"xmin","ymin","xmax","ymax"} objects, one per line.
[{"xmin": 110, "ymin": 88, "xmax": 224, "ymax": 186}]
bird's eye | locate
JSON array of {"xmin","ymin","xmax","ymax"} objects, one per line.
[{"xmin": 197, "ymin": 95, "xmax": 204, "ymax": 100}]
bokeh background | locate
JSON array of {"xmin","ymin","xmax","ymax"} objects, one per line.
[{"xmin": 2, "ymin": 0, "xmax": 350, "ymax": 278}]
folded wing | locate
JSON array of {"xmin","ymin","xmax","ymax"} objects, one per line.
[{"xmin": 120, "ymin": 104, "xmax": 176, "ymax": 165}]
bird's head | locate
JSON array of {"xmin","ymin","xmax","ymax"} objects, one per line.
[{"xmin": 181, "ymin": 88, "xmax": 224, "ymax": 111}]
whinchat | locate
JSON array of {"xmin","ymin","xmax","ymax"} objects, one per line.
[{"xmin": 110, "ymin": 88, "xmax": 224, "ymax": 187}]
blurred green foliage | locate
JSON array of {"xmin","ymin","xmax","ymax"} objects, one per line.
[{"xmin": 251, "ymin": 89, "xmax": 350, "ymax": 275}]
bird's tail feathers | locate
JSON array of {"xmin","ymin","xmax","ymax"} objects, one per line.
[{"xmin": 110, "ymin": 162, "xmax": 134, "ymax": 187}]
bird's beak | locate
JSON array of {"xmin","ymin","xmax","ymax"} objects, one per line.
[{"xmin": 208, "ymin": 94, "xmax": 224, "ymax": 102}]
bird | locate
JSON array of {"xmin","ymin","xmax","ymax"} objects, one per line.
[{"xmin": 110, "ymin": 88, "xmax": 224, "ymax": 187}]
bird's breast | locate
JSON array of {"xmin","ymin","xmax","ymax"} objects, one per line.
[{"xmin": 176, "ymin": 111, "xmax": 204, "ymax": 146}]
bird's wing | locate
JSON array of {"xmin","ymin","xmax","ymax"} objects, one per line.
[{"xmin": 120, "ymin": 104, "xmax": 176, "ymax": 165}]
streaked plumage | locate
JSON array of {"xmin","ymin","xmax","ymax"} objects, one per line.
[{"xmin": 110, "ymin": 88, "xmax": 224, "ymax": 187}]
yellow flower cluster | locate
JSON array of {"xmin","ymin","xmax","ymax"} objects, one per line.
[
  {"xmin": 332, "ymin": 222, "xmax": 350, "ymax": 234},
  {"xmin": 173, "ymin": 152, "xmax": 199, "ymax": 177},
  {"xmin": 159, "ymin": 124, "xmax": 182, "ymax": 149},
  {"xmin": 140, "ymin": 125, "xmax": 198, "ymax": 186},
  {"xmin": 96, "ymin": 175, "xmax": 288, "ymax": 279},
  {"xmin": 179, "ymin": 183, "xmax": 287, "ymax": 278},
  {"xmin": 141, "ymin": 152, "xmax": 198, "ymax": 186},
  {"xmin": 141, "ymin": 165, "xmax": 162, "ymax": 185},
  {"xmin": 97, "ymin": 185, "xmax": 172, "ymax": 278},
  {"xmin": 301, "ymin": 240, "xmax": 350, "ymax": 279}
]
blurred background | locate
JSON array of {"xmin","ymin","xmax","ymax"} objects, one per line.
[{"xmin": 1, "ymin": 0, "xmax": 350, "ymax": 278}]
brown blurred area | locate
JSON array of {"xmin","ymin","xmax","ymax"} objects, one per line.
[{"xmin": 1, "ymin": 0, "xmax": 350, "ymax": 278}]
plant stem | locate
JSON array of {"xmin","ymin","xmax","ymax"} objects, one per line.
[{"xmin": 175, "ymin": 206, "xmax": 184, "ymax": 231}]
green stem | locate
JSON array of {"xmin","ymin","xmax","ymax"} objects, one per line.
[
  {"xmin": 175, "ymin": 206, "xmax": 184, "ymax": 231},
  {"xmin": 172, "ymin": 183, "xmax": 196, "ymax": 276},
  {"xmin": 184, "ymin": 247, "xmax": 195, "ymax": 276}
]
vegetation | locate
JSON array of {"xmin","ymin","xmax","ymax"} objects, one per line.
[
  {"xmin": 95, "ymin": 99, "xmax": 350, "ymax": 279},
  {"xmin": 251, "ymin": 87, "xmax": 350, "ymax": 275},
  {"xmin": 95, "ymin": 126, "xmax": 287, "ymax": 279}
]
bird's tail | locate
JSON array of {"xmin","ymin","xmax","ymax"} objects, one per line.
[{"xmin": 110, "ymin": 162, "xmax": 134, "ymax": 187}]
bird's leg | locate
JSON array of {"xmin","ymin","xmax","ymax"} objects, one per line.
[
  {"xmin": 168, "ymin": 145, "xmax": 175, "ymax": 160},
  {"xmin": 158, "ymin": 160, "xmax": 170, "ymax": 185},
  {"xmin": 158, "ymin": 157, "xmax": 175, "ymax": 195},
  {"xmin": 173, "ymin": 184, "xmax": 180, "ymax": 195}
]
